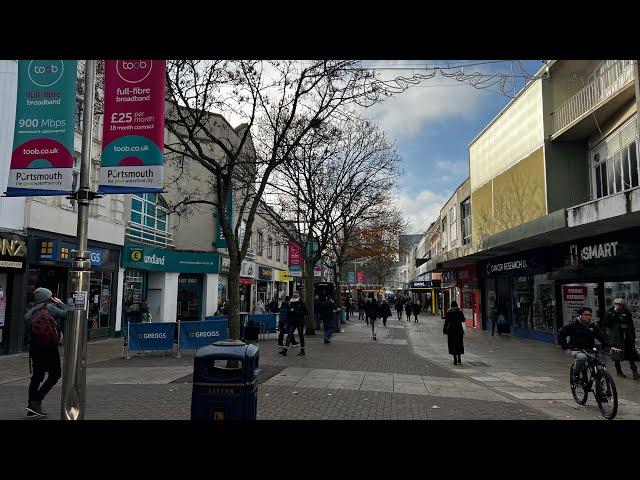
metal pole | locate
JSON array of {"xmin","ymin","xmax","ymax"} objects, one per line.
[
  {"xmin": 176, "ymin": 321, "xmax": 181, "ymax": 358},
  {"xmin": 61, "ymin": 59, "xmax": 96, "ymax": 421},
  {"xmin": 635, "ymin": 60, "xmax": 640, "ymax": 141}
]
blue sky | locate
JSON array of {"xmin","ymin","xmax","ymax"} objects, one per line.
[{"xmin": 362, "ymin": 60, "xmax": 545, "ymax": 232}]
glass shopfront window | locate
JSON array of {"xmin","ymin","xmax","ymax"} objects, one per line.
[
  {"xmin": 511, "ymin": 276, "xmax": 532, "ymax": 330},
  {"xmin": 510, "ymin": 274, "xmax": 556, "ymax": 333},
  {"xmin": 561, "ymin": 283, "xmax": 600, "ymax": 326},
  {"xmin": 89, "ymin": 272, "xmax": 112, "ymax": 330},
  {"xmin": 603, "ymin": 281, "xmax": 640, "ymax": 351}
]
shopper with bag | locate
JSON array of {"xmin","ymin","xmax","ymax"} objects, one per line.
[{"xmin": 443, "ymin": 301, "xmax": 466, "ymax": 365}]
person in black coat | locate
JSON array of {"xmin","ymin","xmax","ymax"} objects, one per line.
[
  {"xmin": 380, "ymin": 299, "xmax": 392, "ymax": 326},
  {"xmin": 277, "ymin": 297, "xmax": 298, "ymax": 348},
  {"xmin": 404, "ymin": 301, "xmax": 412, "ymax": 321},
  {"xmin": 604, "ymin": 298, "xmax": 639, "ymax": 379},
  {"xmin": 395, "ymin": 298, "xmax": 404, "ymax": 320},
  {"xmin": 280, "ymin": 293, "xmax": 307, "ymax": 356},
  {"xmin": 321, "ymin": 296, "xmax": 336, "ymax": 344},
  {"xmin": 364, "ymin": 295, "xmax": 380, "ymax": 340},
  {"xmin": 443, "ymin": 301, "xmax": 466, "ymax": 365},
  {"xmin": 412, "ymin": 301, "xmax": 422, "ymax": 323}
]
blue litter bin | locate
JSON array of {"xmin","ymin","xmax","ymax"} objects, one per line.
[{"xmin": 191, "ymin": 340, "xmax": 259, "ymax": 420}]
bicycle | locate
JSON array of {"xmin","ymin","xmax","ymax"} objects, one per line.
[{"xmin": 569, "ymin": 347, "xmax": 619, "ymax": 420}]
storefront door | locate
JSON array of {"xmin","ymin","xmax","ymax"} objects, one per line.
[
  {"xmin": 495, "ymin": 277, "xmax": 511, "ymax": 334},
  {"xmin": 177, "ymin": 273, "xmax": 203, "ymax": 322},
  {"xmin": 88, "ymin": 271, "xmax": 113, "ymax": 339}
]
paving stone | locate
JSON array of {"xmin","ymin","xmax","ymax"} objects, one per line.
[{"xmin": 394, "ymin": 382, "xmax": 429, "ymax": 396}]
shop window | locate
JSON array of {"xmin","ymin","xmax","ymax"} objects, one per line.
[
  {"xmin": 276, "ymin": 241, "xmax": 281, "ymax": 262},
  {"xmin": 591, "ymin": 117, "xmax": 639, "ymax": 199},
  {"xmin": 532, "ymin": 274, "xmax": 555, "ymax": 333},
  {"xmin": 130, "ymin": 193, "xmax": 171, "ymax": 247},
  {"xmin": 561, "ymin": 283, "xmax": 600, "ymax": 326},
  {"xmin": 511, "ymin": 276, "xmax": 533, "ymax": 330},
  {"xmin": 89, "ymin": 272, "xmax": 112, "ymax": 330},
  {"xmin": 449, "ymin": 207, "xmax": 457, "ymax": 242}
]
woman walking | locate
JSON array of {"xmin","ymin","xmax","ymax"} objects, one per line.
[
  {"xmin": 404, "ymin": 300, "xmax": 412, "ymax": 322},
  {"xmin": 395, "ymin": 298, "xmax": 403, "ymax": 321},
  {"xmin": 443, "ymin": 301, "xmax": 466, "ymax": 365},
  {"xmin": 380, "ymin": 299, "xmax": 391, "ymax": 327},
  {"xmin": 412, "ymin": 301, "xmax": 422, "ymax": 323}
]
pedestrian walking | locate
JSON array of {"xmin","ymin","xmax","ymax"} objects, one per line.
[
  {"xmin": 24, "ymin": 287, "xmax": 67, "ymax": 417},
  {"xmin": 395, "ymin": 298, "xmax": 403, "ymax": 320},
  {"xmin": 345, "ymin": 296, "xmax": 352, "ymax": 320},
  {"xmin": 321, "ymin": 296, "xmax": 336, "ymax": 344},
  {"xmin": 443, "ymin": 301, "xmax": 465, "ymax": 366},
  {"xmin": 277, "ymin": 297, "xmax": 298, "ymax": 348},
  {"xmin": 380, "ymin": 299, "xmax": 391, "ymax": 326},
  {"xmin": 604, "ymin": 298, "xmax": 640, "ymax": 379},
  {"xmin": 280, "ymin": 292, "xmax": 307, "ymax": 356},
  {"xmin": 358, "ymin": 297, "xmax": 365, "ymax": 322},
  {"xmin": 268, "ymin": 298, "xmax": 279, "ymax": 314},
  {"xmin": 404, "ymin": 300, "xmax": 412, "ymax": 321},
  {"xmin": 412, "ymin": 301, "xmax": 422, "ymax": 323},
  {"xmin": 314, "ymin": 295, "xmax": 321, "ymax": 330},
  {"xmin": 364, "ymin": 294, "xmax": 380, "ymax": 340}
]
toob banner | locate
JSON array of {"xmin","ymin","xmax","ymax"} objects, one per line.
[
  {"xmin": 99, "ymin": 60, "xmax": 165, "ymax": 193},
  {"xmin": 288, "ymin": 243, "xmax": 302, "ymax": 277},
  {"xmin": 127, "ymin": 322, "xmax": 175, "ymax": 351},
  {"xmin": 179, "ymin": 319, "xmax": 228, "ymax": 350},
  {"xmin": 7, "ymin": 60, "xmax": 77, "ymax": 196}
]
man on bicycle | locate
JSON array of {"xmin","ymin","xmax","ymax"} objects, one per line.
[{"xmin": 558, "ymin": 307, "xmax": 621, "ymax": 383}]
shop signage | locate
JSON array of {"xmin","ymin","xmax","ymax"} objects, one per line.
[
  {"xmin": 258, "ymin": 266, "xmax": 273, "ymax": 281},
  {"xmin": 179, "ymin": 319, "xmax": 229, "ymax": 349},
  {"xmin": 33, "ymin": 238, "xmax": 106, "ymax": 268},
  {"xmin": 127, "ymin": 322, "xmax": 175, "ymax": 351},
  {"xmin": 347, "ymin": 272, "xmax": 355, "ymax": 283},
  {"xmin": 356, "ymin": 271, "xmax": 366, "ymax": 284},
  {"xmin": 278, "ymin": 270, "xmax": 293, "ymax": 282},
  {"xmin": 409, "ymin": 280, "xmax": 441, "ymax": 289},
  {"xmin": 220, "ymin": 256, "xmax": 230, "ymax": 273},
  {"xmin": 563, "ymin": 285, "xmax": 587, "ymax": 301},
  {"xmin": 123, "ymin": 244, "xmax": 219, "ymax": 273},
  {"xmin": 240, "ymin": 260, "xmax": 255, "ymax": 278},
  {"xmin": 58, "ymin": 241, "xmax": 103, "ymax": 267},
  {"xmin": 7, "ymin": 60, "xmax": 77, "ymax": 197},
  {"xmin": 568, "ymin": 241, "xmax": 620, "ymax": 264},
  {"xmin": 486, "ymin": 260, "xmax": 528, "ymax": 274},
  {"xmin": 239, "ymin": 277, "xmax": 255, "ymax": 285},
  {"xmin": 0, "ymin": 235, "xmax": 26, "ymax": 269},
  {"xmin": 288, "ymin": 243, "xmax": 302, "ymax": 277},
  {"xmin": 99, "ymin": 60, "xmax": 166, "ymax": 194}
]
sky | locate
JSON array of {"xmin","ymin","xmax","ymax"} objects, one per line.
[{"xmin": 360, "ymin": 60, "xmax": 545, "ymax": 233}]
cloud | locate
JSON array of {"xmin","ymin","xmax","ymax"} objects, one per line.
[{"xmin": 394, "ymin": 189, "xmax": 449, "ymax": 233}]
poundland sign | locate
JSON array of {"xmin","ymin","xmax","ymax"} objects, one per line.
[{"xmin": 123, "ymin": 244, "xmax": 219, "ymax": 273}]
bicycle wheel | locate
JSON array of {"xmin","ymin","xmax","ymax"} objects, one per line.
[
  {"xmin": 570, "ymin": 365, "xmax": 588, "ymax": 405},
  {"xmin": 595, "ymin": 370, "xmax": 618, "ymax": 420}
]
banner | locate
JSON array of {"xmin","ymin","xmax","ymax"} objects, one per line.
[
  {"xmin": 249, "ymin": 314, "xmax": 277, "ymax": 332},
  {"xmin": 99, "ymin": 60, "xmax": 165, "ymax": 194},
  {"xmin": 288, "ymin": 243, "xmax": 302, "ymax": 277},
  {"xmin": 347, "ymin": 272, "xmax": 355, "ymax": 284},
  {"xmin": 179, "ymin": 319, "xmax": 228, "ymax": 349},
  {"xmin": 7, "ymin": 60, "xmax": 77, "ymax": 196},
  {"xmin": 127, "ymin": 322, "xmax": 175, "ymax": 351},
  {"xmin": 356, "ymin": 271, "xmax": 366, "ymax": 284},
  {"xmin": 215, "ymin": 189, "xmax": 234, "ymax": 248}
]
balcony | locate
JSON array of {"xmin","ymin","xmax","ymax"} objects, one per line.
[
  {"xmin": 551, "ymin": 60, "xmax": 635, "ymax": 140},
  {"xmin": 125, "ymin": 221, "xmax": 174, "ymax": 248}
]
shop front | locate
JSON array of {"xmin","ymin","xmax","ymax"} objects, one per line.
[
  {"xmin": 276, "ymin": 270, "xmax": 292, "ymax": 301},
  {"xmin": 549, "ymin": 228, "xmax": 640, "ymax": 351},
  {"xmin": 455, "ymin": 264, "xmax": 481, "ymax": 329},
  {"xmin": 239, "ymin": 260, "xmax": 256, "ymax": 313},
  {"xmin": 0, "ymin": 233, "xmax": 27, "ymax": 354},
  {"xmin": 409, "ymin": 279, "xmax": 441, "ymax": 315},
  {"xmin": 121, "ymin": 244, "xmax": 220, "ymax": 325},
  {"xmin": 479, "ymin": 252, "xmax": 556, "ymax": 343},
  {"xmin": 440, "ymin": 270, "xmax": 457, "ymax": 318},
  {"xmin": 27, "ymin": 231, "xmax": 121, "ymax": 340},
  {"xmin": 256, "ymin": 265, "xmax": 274, "ymax": 305},
  {"xmin": 218, "ymin": 256, "xmax": 230, "ymax": 307}
]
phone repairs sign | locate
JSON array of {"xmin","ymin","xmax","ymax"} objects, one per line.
[{"xmin": 71, "ymin": 291, "xmax": 88, "ymax": 311}]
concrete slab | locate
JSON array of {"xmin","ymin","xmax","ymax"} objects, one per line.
[{"xmin": 394, "ymin": 382, "xmax": 429, "ymax": 395}]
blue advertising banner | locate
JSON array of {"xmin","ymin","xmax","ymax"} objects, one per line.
[
  {"xmin": 347, "ymin": 272, "xmax": 355, "ymax": 283},
  {"xmin": 127, "ymin": 322, "xmax": 175, "ymax": 351},
  {"xmin": 179, "ymin": 319, "xmax": 228, "ymax": 349},
  {"xmin": 7, "ymin": 60, "xmax": 78, "ymax": 196},
  {"xmin": 215, "ymin": 189, "xmax": 233, "ymax": 248},
  {"xmin": 249, "ymin": 314, "xmax": 277, "ymax": 332}
]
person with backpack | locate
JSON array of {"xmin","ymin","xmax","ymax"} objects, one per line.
[
  {"xmin": 412, "ymin": 301, "xmax": 422, "ymax": 323},
  {"xmin": 364, "ymin": 294, "xmax": 380, "ymax": 340},
  {"xmin": 380, "ymin": 299, "xmax": 392, "ymax": 327},
  {"xmin": 25, "ymin": 287, "xmax": 68, "ymax": 417},
  {"xmin": 395, "ymin": 298, "xmax": 404, "ymax": 321},
  {"xmin": 280, "ymin": 292, "xmax": 307, "ymax": 356}
]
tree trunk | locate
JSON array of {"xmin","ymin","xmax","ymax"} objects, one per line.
[
  {"xmin": 304, "ymin": 258, "xmax": 316, "ymax": 335},
  {"xmin": 227, "ymin": 254, "xmax": 241, "ymax": 341}
]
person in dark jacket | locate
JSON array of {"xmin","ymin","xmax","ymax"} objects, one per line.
[
  {"xmin": 604, "ymin": 299, "xmax": 639, "ymax": 379},
  {"xmin": 380, "ymin": 299, "xmax": 392, "ymax": 326},
  {"xmin": 558, "ymin": 307, "xmax": 619, "ymax": 383},
  {"xmin": 364, "ymin": 294, "xmax": 380, "ymax": 340},
  {"xmin": 412, "ymin": 301, "xmax": 422, "ymax": 323},
  {"xmin": 25, "ymin": 287, "xmax": 68, "ymax": 417},
  {"xmin": 395, "ymin": 298, "xmax": 404, "ymax": 320},
  {"xmin": 358, "ymin": 298, "xmax": 366, "ymax": 323},
  {"xmin": 443, "ymin": 301, "xmax": 465, "ymax": 365},
  {"xmin": 314, "ymin": 295, "xmax": 321, "ymax": 330},
  {"xmin": 277, "ymin": 297, "xmax": 298, "ymax": 348},
  {"xmin": 345, "ymin": 296, "xmax": 352, "ymax": 320},
  {"xmin": 321, "ymin": 296, "xmax": 336, "ymax": 344},
  {"xmin": 280, "ymin": 292, "xmax": 307, "ymax": 356},
  {"xmin": 404, "ymin": 300, "xmax": 412, "ymax": 321}
]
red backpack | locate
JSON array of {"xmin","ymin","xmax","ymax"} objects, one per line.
[{"xmin": 28, "ymin": 304, "xmax": 60, "ymax": 347}]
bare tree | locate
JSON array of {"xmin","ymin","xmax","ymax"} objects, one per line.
[
  {"xmin": 262, "ymin": 117, "xmax": 401, "ymax": 333},
  {"xmin": 162, "ymin": 60, "xmax": 406, "ymax": 339}
]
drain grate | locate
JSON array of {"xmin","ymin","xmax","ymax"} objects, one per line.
[{"xmin": 467, "ymin": 362, "xmax": 490, "ymax": 367}]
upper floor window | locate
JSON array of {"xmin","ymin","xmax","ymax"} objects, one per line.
[
  {"xmin": 461, "ymin": 198, "xmax": 472, "ymax": 246},
  {"xmin": 283, "ymin": 245, "xmax": 287, "ymax": 264},
  {"xmin": 267, "ymin": 236, "xmax": 273, "ymax": 259},
  {"xmin": 257, "ymin": 231, "xmax": 263, "ymax": 256},
  {"xmin": 449, "ymin": 206, "xmax": 457, "ymax": 242},
  {"xmin": 441, "ymin": 216, "xmax": 448, "ymax": 248},
  {"xmin": 129, "ymin": 193, "xmax": 171, "ymax": 247},
  {"xmin": 592, "ymin": 117, "xmax": 638, "ymax": 200},
  {"xmin": 276, "ymin": 240, "xmax": 281, "ymax": 262}
]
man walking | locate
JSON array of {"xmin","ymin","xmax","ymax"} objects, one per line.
[
  {"xmin": 380, "ymin": 299, "xmax": 391, "ymax": 327},
  {"xmin": 395, "ymin": 297, "xmax": 403, "ymax": 321},
  {"xmin": 321, "ymin": 296, "xmax": 336, "ymax": 344},
  {"xmin": 25, "ymin": 287, "xmax": 68, "ymax": 417},
  {"xmin": 277, "ymin": 296, "xmax": 298, "ymax": 348},
  {"xmin": 364, "ymin": 294, "xmax": 380, "ymax": 340},
  {"xmin": 280, "ymin": 292, "xmax": 307, "ymax": 357}
]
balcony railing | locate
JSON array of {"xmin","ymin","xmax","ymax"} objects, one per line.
[
  {"xmin": 125, "ymin": 221, "xmax": 174, "ymax": 248},
  {"xmin": 551, "ymin": 60, "xmax": 634, "ymax": 136}
]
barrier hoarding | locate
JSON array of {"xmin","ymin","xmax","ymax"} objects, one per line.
[
  {"xmin": 127, "ymin": 322, "xmax": 175, "ymax": 351},
  {"xmin": 179, "ymin": 318, "xmax": 229, "ymax": 350}
]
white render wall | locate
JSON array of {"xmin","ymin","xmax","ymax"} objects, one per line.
[
  {"xmin": 203, "ymin": 273, "xmax": 219, "ymax": 316},
  {"xmin": 0, "ymin": 60, "xmax": 25, "ymax": 232},
  {"xmin": 147, "ymin": 272, "xmax": 179, "ymax": 323},
  {"xmin": 115, "ymin": 268, "xmax": 125, "ymax": 331}
]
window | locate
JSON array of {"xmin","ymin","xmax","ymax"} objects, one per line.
[
  {"xmin": 449, "ymin": 206, "xmax": 457, "ymax": 242},
  {"xmin": 276, "ymin": 240, "xmax": 281, "ymax": 262},
  {"xmin": 267, "ymin": 236, "xmax": 273, "ymax": 259},
  {"xmin": 283, "ymin": 245, "xmax": 287, "ymax": 263},
  {"xmin": 257, "ymin": 231, "xmax": 263, "ymax": 256},
  {"xmin": 592, "ymin": 117, "xmax": 639, "ymax": 199},
  {"xmin": 129, "ymin": 193, "xmax": 171, "ymax": 247},
  {"xmin": 441, "ymin": 216, "xmax": 447, "ymax": 249},
  {"xmin": 461, "ymin": 198, "xmax": 472, "ymax": 245}
]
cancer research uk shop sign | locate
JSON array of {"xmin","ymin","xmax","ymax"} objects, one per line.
[
  {"xmin": 6, "ymin": 60, "xmax": 77, "ymax": 196},
  {"xmin": 99, "ymin": 60, "xmax": 165, "ymax": 194}
]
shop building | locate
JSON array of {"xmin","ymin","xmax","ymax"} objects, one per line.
[{"xmin": 0, "ymin": 232, "xmax": 27, "ymax": 354}]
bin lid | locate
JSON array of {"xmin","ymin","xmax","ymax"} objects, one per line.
[{"xmin": 195, "ymin": 341, "xmax": 258, "ymax": 360}]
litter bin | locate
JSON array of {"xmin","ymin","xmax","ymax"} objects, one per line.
[{"xmin": 191, "ymin": 340, "xmax": 259, "ymax": 420}]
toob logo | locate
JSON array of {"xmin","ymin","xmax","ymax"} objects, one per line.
[
  {"xmin": 28, "ymin": 60, "xmax": 64, "ymax": 87},
  {"xmin": 116, "ymin": 60, "xmax": 153, "ymax": 84}
]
